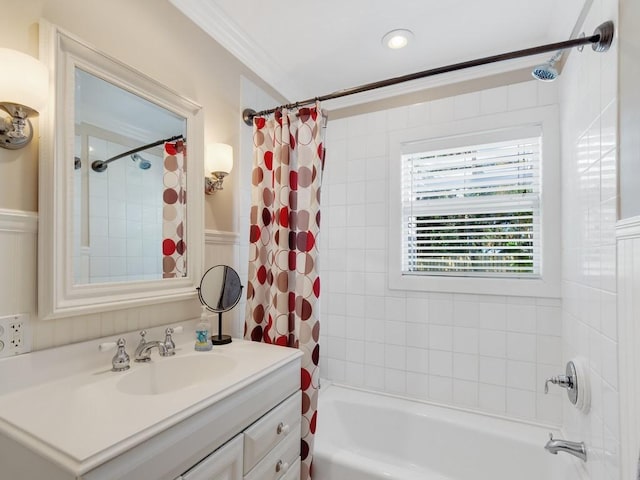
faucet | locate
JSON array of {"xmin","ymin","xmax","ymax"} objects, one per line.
[
  {"xmin": 134, "ymin": 340, "xmax": 168, "ymax": 362},
  {"xmin": 544, "ymin": 433, "xmax": 587, "ymax": 462}
]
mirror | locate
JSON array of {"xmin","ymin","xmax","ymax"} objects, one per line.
[
  {"xmin": 197, "ymin": 265, "xmax": 243, "ymax": 344},
  {"xmin": 38, "ymin": 22, "xmax": 204, "ymax": 319},
  {"xmin": 74, "ymin": 68, "xmax": 188, "ymax": 284}
]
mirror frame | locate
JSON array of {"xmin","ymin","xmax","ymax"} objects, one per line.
[{"xmin": 38, "ymin": 21, "xmax": 204, "ymax": 319}]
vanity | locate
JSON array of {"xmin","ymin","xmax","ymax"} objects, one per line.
[{"xmin": 0, "ymin": 323, "xmax": 302, "ymax": 480}]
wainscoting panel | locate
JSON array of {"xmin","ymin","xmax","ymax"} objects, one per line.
[
  {"xmin": 0, "ymin": 209, "xmax": 37, "ymax": 318},
  {"xmin": 617, "ymin": 218, "xmax": 640, "ymax": 480}
]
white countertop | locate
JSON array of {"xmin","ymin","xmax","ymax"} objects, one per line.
[{"xmin": 0, "ymin": 326, "xmax": 301, "ymax": 475}]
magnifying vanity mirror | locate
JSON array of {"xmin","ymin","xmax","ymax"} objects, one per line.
[
  {"xmin": 38, "ymin": 22, "xmax": 204, "ymax": 319},
  {"xmin": 197, "ymin": 265, "xmax": 243, "ymax": 345}
]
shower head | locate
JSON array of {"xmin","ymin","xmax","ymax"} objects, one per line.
[
  {"xmin": 131, "ymin": 153, "xmax": 151, "ymax": 170},
  {"xmin": 532, "ymin": 51, "xmax": 562, "ymax": 82},
  {"xmin": 532, "ymin": 62, "xmax": 559, "ymax": 82}
]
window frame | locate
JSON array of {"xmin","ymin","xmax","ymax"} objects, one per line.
[{"xmin": 388, "ymin": 106, "xmax": 560, "ymax": 298}]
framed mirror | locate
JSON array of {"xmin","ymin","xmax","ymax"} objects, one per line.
[
  {"xmin": 197, "ymin": 265, "xmax": 243, "ymax": 344},
  {"xmin": 38, "ymin": 22, "xmax": 204, "ymax": 319}
]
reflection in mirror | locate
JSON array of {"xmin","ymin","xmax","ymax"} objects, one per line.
[
  {"xmin": 38, "ymin": 22, "xmax": 204, "ymax": 319},
  {"xmin": 197, "ymin": 265, "xmax": 243, "ymax": 344},
  {"xmin": 73, "ymin": 68, "xmax": 187, "ymax": 284}
]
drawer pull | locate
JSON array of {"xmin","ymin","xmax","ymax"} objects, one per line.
[
  {"xmin": 275, "ymin": 460, "xmax": 289, "ymax": 473},
  {"xmin": 277, "ymin": 422, "xmax": 290, "ymax": 435}
]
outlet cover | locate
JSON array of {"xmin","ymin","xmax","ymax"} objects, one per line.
[{"xmin": 0, "ymin": 314, "xmax": 31, "ymax": 358}]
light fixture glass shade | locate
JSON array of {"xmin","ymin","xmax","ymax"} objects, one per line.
[
  {"xmin": 205, "ymin": 143, "xmax": 233, "ymax": 174},
  {"xmin": 0, "ymin": 48, "xmax": 49, "ymax": 113}
]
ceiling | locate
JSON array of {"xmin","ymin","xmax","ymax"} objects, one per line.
[{"xmin": 170, "ymin": 0, "xmax": 585, "ymax": 109}]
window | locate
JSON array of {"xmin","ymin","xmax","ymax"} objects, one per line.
[
  {"xmin": 388, "ymin": 106, "xmax": 560, "ymax": 297},
  {"xmin": 401, "ymin": 135, "xmax": 541, "ymax": 278}
]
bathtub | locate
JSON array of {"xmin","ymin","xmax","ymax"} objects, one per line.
[{"xmin": 314, "ymin": 383, "xmax": 579, "ymax": 480}]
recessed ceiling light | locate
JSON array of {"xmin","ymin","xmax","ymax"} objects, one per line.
[{"xmin": 382, "ymin": 29, "xmax": 414, "ymax": 49}]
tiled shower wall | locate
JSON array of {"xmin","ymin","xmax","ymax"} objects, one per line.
[
  {"xmin": 558, "ymin": 0, "xmax": 619, "ymax": 478},
  {"xmin": 319, "ymin": 80, "xmax": 565, "ymax": 425}
]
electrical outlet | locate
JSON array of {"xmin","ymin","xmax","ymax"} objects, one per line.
[{"xmin": 0, "ymin": 314, "xmax": 31, "ymax": 358}]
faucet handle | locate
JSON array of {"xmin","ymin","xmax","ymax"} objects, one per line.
[
  {"xmin": 162, "ymin": 326, "xmax": 183, "ymax": 356},
  {"xmin": 99, "ymin": 337, "xmax": 130, "ymax": 372},
  {"xmin": 544, "ymin": 374, "xmax": 574, "ymax": 394}
]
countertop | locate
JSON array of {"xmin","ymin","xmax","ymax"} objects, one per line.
[{"xmin": 0, "ymin": 325, "xmax": 301, "ymax": 475}]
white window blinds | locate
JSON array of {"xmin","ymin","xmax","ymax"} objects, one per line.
[{"xmin": 401, "ymin": 134, "xmax": 541, "ymax": 278}]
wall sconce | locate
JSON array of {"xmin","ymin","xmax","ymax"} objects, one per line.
[
  {"xmin": 0, "ymin": 48, "xmax": 49, "ymax": 150},
  {"xmin": 205, "ymin": 143, "xmax": 233, "ymax": 194}
]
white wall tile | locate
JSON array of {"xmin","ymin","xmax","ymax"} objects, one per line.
[
  {"xmin": 429, "ymin": 350, "xmax": 453, "ymax": 377},
  {"xmin": 453, "ymin": 327, "xmax": 479, "ymax": 354},
  {"xmin": 429, "ymin": 324, "xmax": 453, "ymax": 351},
  {"xmin": 429, "ymin": 375, "xmax": 453, "ymax": 403},
  {"xmin": 506, "ymin": 332, "xmax": 537, "ymax": 362},
  {"xmin": 317, "ymin": 80, "xmax": 575, "ymax": 425},
  {"xmin": 478, "ymin": 383, "xmax": 506, "ymax": 413},
  {"xmin": 507, "ymin": 82, "xmax": 538, "ymax": 111},
  {"xmin": 479, "ymin": 329, "xmax": 507, "ymax": 358},
  {"xmin": 479, "ymin": 356, "xmax": 506, "ymax": 386},
  {"xmin": 453, "ymin": 379, "xmax": 479, "ymax": 407},
  {"xmin": 479, "ymin": 86, "xmax": 508, "ymax": 115},
  {"xmin": 453, "ymin": 353, "xmax": 479, "ymax": 381}
]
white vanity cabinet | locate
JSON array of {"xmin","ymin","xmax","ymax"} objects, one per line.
[
  {"xmin": 243, "ymin": 392, "xmax": 301, "ymax": 480},
  {"xmin": 175, "ymin": 391, "xmax": 301, "ymax": 480},
  {"xmin": 0, "ymin": 337, "xmax": 302, "ymax": 480},
  {"xmin": 177, "ymin": 434, "xmax": 244, "ymax": 480}
]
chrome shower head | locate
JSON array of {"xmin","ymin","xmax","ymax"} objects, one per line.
[
  {"xmin": 131, "ymin": 153, "xmax": 151, "ymax": 170},
  {"xmin": 532, "ymin": 51, "xmax": 562, "ymax": 82},
  {"xmin": 532, "ymin": 62, "xmax": 559, "ymax": 82}
]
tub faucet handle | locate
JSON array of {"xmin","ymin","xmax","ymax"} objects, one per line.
[{"xmin": 544, "ymin": 374, "xmax": 574, "ymax": 394}]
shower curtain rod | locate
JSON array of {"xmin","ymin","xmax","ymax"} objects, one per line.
[
  {"xmin": 91, "ymin": 134, "xmax": 184, "ymax": 172},
  {"xmin": 242, "ymin": 20, "xmax": 614, "ymax": 126}
]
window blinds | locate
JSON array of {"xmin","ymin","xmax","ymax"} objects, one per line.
[{"xmin": 401, "ymin": 136, "xmax": 541, "ymax": 277}]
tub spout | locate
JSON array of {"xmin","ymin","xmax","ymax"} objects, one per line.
[{"xmin": 544, "ymin": 433, "xmax": 587, "ymax": 462}]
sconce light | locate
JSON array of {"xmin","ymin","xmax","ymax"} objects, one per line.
[
  {"xmin": 0, "ymin": 48, "xmax": 49, "ymax": 150},
  {"xmin": 205, "ymin": 143, "xmax": 233, "ymax": 194}
]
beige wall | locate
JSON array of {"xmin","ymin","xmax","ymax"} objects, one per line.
[
  {"xmin": 0, "ymin": 0, "xmax": 284, "ymax": 231},
  {"xmin": 0, "ymin": 1, "xmax": 285, "ymax": 350}
]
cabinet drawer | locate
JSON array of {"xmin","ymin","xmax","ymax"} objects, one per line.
[
  {"xmin": 179, "ymin": 434, "xmax": 243, "ymax": 480},
  {"xmin": 279, "ymin": 457, "xmax": 300, "ymax": 480},
  {"xmin": 243, "ymin": 425, "xmax": 300, "ymax": 480},
  {"xmin": 243, "ymin": 392, "xmax": 300, "ymax": 473}
]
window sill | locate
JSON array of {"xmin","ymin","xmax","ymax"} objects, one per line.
[{"xmin": 389, "ymin": 271, "xmax": 560, "ymax": 298}]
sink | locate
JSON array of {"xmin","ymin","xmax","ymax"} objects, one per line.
[{"xmin": 117, "ymin": 354, "xmax": 237, "ymax": 395}]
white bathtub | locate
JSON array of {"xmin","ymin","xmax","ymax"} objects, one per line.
[{"xmin": 314, "ymin": 383, "xmax": 580, "ymax": 480}]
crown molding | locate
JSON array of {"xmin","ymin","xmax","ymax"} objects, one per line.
[{"xmin": 169, "ymin": 0, "xmax": 301, "ymax": 101}]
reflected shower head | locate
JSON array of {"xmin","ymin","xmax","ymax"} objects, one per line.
[
  {"xmin": 532, "ymin": 51, "xmax": 562, "ymax": 82},
  {"xmin": 131, "ymin": 153, "xmax": 151, "ymax": 170}
]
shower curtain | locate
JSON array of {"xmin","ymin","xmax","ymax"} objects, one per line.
[
  {"xmin": 245, "ymin": 103, "xmax": 325, "ymax": 480},
  {"xmin": 162, "ymin": 139, "xmax": 187, "ymax": 278}
]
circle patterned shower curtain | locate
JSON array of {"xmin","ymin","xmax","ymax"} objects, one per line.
[{"xmin": 245, "ymin": 102, "xmax": 325, "ymax": 480}]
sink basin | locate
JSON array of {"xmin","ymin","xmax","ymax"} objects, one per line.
[{"xmin": 117, "ymin": 354, "xmax": 237, "ymax": 395}]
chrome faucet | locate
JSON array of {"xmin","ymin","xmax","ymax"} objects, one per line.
[
  {"xmin": 133, "ymin": 327, "xmax": 182, "ymax": 362},
  {"xmin": 134, "ymin": 340, "xmax": 168, "ymax": 362},
  {"xmin": 544, "ymin": 433, "xmax": 587, "ymax": 462}
]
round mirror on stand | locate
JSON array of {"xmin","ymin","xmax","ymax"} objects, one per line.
[{"xmin": 197, "ymin": 265, "xmax": 243, "ymax": 345}]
